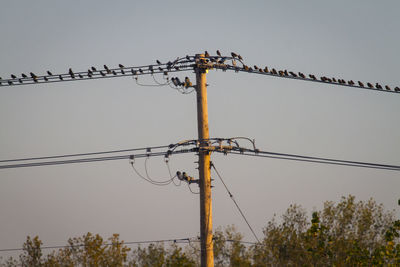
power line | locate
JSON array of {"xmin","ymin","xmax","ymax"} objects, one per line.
[
  {"xmin": 0, "ymin": 148, "xmax": 196, "ymax": 169},
  {"xmin": 0, "ymin": 145, "xmax": 172, "ymax": 163},
  {"xmin": 211, "ymin": 162, "xmax": 260, "ymax": 243},
  {"xmin": 213, "ymin": 148, "xmax": 400, "ymax": 171}
]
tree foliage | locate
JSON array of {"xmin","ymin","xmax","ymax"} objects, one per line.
[{"xmin": 1, "ymin": 195, "xmax": 399, "ymax": 266}]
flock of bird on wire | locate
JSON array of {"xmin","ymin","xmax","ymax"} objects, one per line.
[{"xmin": 0, "ymin": 50, "xmax": 399, "ymax": 93}]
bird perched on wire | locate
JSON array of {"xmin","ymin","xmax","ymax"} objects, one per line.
[
  {"xmin": 68, "ymin": 68, "xmax": 75, "ymax": 78},
  {"xmin": 204, "ymin": 51, "xmax": 210, "ymax": 57},
  {"xmin": 91, "ymin": 66, "xmax": 97, "ymax": 72},
  {"xmin": 358, "ymin": 81, "xmax": 364, "ymax": 87},
  {"xmin": 184, "ymin": 77, "xmax": 192, "ymax": 88},
  {"xmin": 11, "ymin": 74, "xmax": 16, "ymax": 79},
  {"xmin": 216, "ymin": 50, "xmax": 221, "ymax": 56},
  {"xmin": 231, "ymin": 52, "xmax": 237, "ymax": 59},
  {"xmin": 118, "ymin": 64, "xmax": 124, "ymax": 68},
  {"xmin": 156, "ymin": 60, "xmax": 161, "ymax": 65},
  {"xmin": 47, "ymin": 71, "xmax": 53, "ymax": 76},
  {"xmin": 30, "ymin": 72, "xmax": 37, "ymax": 78},
  {"xmin": 21, "ymin": 73, "xmax": 27, "ymax": 78}
]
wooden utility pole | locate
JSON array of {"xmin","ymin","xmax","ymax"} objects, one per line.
[{"xmin": 195, "ymin": 54, "xmax": 214, "ymax": 267}]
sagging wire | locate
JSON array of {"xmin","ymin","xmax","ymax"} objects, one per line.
[{"xmin": 129, "ymin": 155, "xmax": 177, "ymax": 186}]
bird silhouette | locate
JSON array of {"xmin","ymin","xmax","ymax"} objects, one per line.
[
  {"xmin": 332, "ymin": 78, "xmax": 337, "ymax": 83},
  {"xmin": 131, "ymin": 69, "xmax": 137, "ymax": 75},
  {"xmin": 121, "ymin": 69, "xmax": 125, "ymax": 74},
  {"xmin": 290, "ymin": 71, "xmax": 298, "ymax": 77},
  {"xmin": 100, "ymin": 71, "xmax": 106, "ymax": 77},
  {"xmin": 112, "ymin": 70, "xmax": 117, "ymax": 75},
  {"xmin": 8, "ymin": 80, "xmax": 13, "ymax": 85},
  {"xmin": 298, "ymin": 72, "xmax": 305, "ymax": 78},
  {"xmin": 156, "ymin": 60, "xmax": 161, "ymax": 65},
  {"xmin": 243, "ymin": 65, "xmax": 249, "ymax": 71},
  {"xmin": 11, "ymin": 74, "xmax": 16, "ymax": 79},
  {"xmin": 91, "ymin": 66, "xmax": 97, "ymax": 72},
  {"xmin": 158, "ymin": 67, "xmax": 163, "ymax": 71},
  {"xmin": 104, "ymin": 65, "xmax": 109, "ymax": 70},
  {"xmin": 149, "ymin": 65, "xmax": 153, "ymax": 73},
  {"xmin": 59, "ymin": 75, "xmax": 63, "ymax": 80},
  {"xmin": 309, "ymin": 74, "xmax": 316, "ymax": 80},
  {"xmin": 47, "ymin": 71, "xmax": 53, "ymax": 76},
  {"xmin": 87, "ymin": 70, "xmax": 93, "ymax": 78},
  {"xmin": 204, "ymin": 51, "xmax": 210, "ymax": 57},
  {"xmin": 237, "ymin": 54, "xmax": 243, "ymax": 61},
  {"xmin": 394, "ymin": 87, "xmax": 400, "ymax": 92},
  {"xmin": 216, "ymin": 50, "xmax": 221, "ymax": 56},
  {"xmin": 264, "ymin": 67, "xmax": 269, "ymax": 73},
  {"xmin": 68, "ymin": 68, "xmax": 75, "ymax": 78},
  {"xmin": 18, "ymin": 78, "xmax": 22, "ymax": 83},
  {"xmin": 118, "ymin": 64, "xmax": 124, "ymax": 68},
  {"xmin": 186, "ymin": 55, "xmax": 190, "ymax": 60},
  {"xmin": 44, "ymin": 76, "xmax": 48, "ymax": 81},
  {"xmin": 30, "ymin": 72, "xmax": 37, "ymax": 78},
  {"xmin": 139, "ymin": 68, "xmax": 143, "ymax": 73},
  {"xmin": 271, "ymin": 68, "xmax": 278, "ymax": 75},
  {"xmin": 358, "ymin": 81, "xmax": 364, "ymax": 87},
  {"xmin": 385, "ymin": 85, "xmax": 391, "ymax": 90},
  {"xmin": 184, "ymin": 77, "xmax": 192, "ymax": 88},
  {"xmin": 367, "ymin": 82, "xmax": 373, "ymax": 88},
  {"xmin": 375, "ymin": 83, "xmax": 383, "ymax": 89},
  {"xmin": 21, "ymin": 73, "xmax": 27, "ymax": 78},
  {"xmin": 254, "ymin": 65, "xmax": 259, "ymax": 70},
  {"xmin": 231, "ymin": 52, "xmax": 237, "ymax": 58}
]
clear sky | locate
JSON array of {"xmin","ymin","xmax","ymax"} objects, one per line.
[{"xmin": 0, "ymin": 0, "xmax": 399, "ymax": 256}]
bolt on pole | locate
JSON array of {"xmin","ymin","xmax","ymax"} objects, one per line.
[{"xmin": 195, "ymin": 54, "xmax": 214, "ymax": 267}]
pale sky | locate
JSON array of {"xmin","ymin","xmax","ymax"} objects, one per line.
[{"xmin": 0, "ymin": 0, "xmax": 399, "ymax": 256}]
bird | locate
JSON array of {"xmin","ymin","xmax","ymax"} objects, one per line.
[
  {"xmin": 332, "ymin": 78, "xmax": 337, "ymax": 83},
  {"xmin": 118, "ymin": 64, "xmax": 124, "ymax": 68},
  {"xmin": 100, "ymin": 71, "xmax": 106, "ymax": 77},
  {"xmin": 8, "ymin": 80, "xmax": 13, "ymax": 85},
  {"xmin": 131, "ymin": 69, "xmax": 137, "ymax": 75},
  {"xmin": 139, "ymin": 68, "xmax": 143, "ymax": 73},
  {"xmin": 21, "ymin": 73, "xmax": 27, "ymax": 78},
  {"xmin": 309, "ymin": 74, "xmax": 316, "ymax": 80},
  {"xmin": 184, "ymin": 77, "xmax": 192, "ymax": 88},
  {"xmin": 237, "ymin": 54, "xmax": 243, "ymax": 61},
  {"xmin": 375, "ymin": 83, "xmax": 382, "ymax": 89},
  {"xmin": 290, "ymin": 71, "xmax": 298, "ymax": 77},
  {"xmin": 216, "ymin": 50, "xmax": 221, "ymax": 56},
  {"xmin": 298, "ymin": 72, "xmax": 305, "ymax": 78},
  {"xmin": 44, "ymin": 76, "xmax": 48, "ymax": 81},
  {"xmin": 358, "ymin": 81, "xmax": 364, "ymax": 87},
  {"xmin": 284, "ymin": 70, "xmax": 288, "ymax": 76},
  {"xmin": 121, "ymin": 69, "xmax": 125, "ymax": 74},
  {"xmin": 254, "ymin": 65, "xmax": 259, "ymax": 70},
  {"xmin": 204, "ymin": 51, "xmax": 210, "ymax": 57},
  {"xmin": 158, "ymin": 67, "xmax": 163, "ymax": 71},
  {"xmin": 243, "ymin": 65, "xmax": 249, "ymax": 71},
  {"xmin": 47, "ymin": 71, "xmax": 53, "ymax": 76},
  {"xmin": 11, "ymin": 74, "xmax": 16, "ymax": 79},
  {"xmin": 87, "ymin": 70, "xmax": 93, "ymax": 78},
  {"xmin": 103, "ymin": 64, "xmax": 109, "ymax": 70},
  {"xmin": 264, "ymin": 67, "xmax": 269, "ymax": 73},
  {"xmin": 171, "ymin": 77, "xmax": 178, "ymax": 86},
  {"xmin": 278, "ymin": 70, "xmax": 284, "ymax": 76},
  {"xmin": 367, "ymin": 82, "xmax": 373, "ymax": 88},
  {"xmin": 271, "ymin": 68, "xmax": 278, "ymax": 75},
  {"xmin": 175, "ymin": 77, "xmax": 182, "ymax": 86},
  {"xmin": 258, "ymin": 68, "xmax": 263, "ymax": 73},
  {"xmin": 91, "ymin": 66, "xmax": 97, "ymax": 72},
  {"xmin": 30, "ymin": 72, "xmax": 37, "ymax": 78},
  {"xmin": 348, "ymin": 80, "xmax": 355, "ymax": 86},
  {"xmin": 149, "ymin": 65, "xmax": 153, "ymax": 72},
  {"xmin": 174, "ymin": 66, "xmax": 180, "ymax": 70},
  {"xmin": 18, "ymin": 78, "xmax": 22, "ymax": 83},
  {"xmin": 33, "ymin": 78, "xmax": 38, "ymax": 83},
  {"xmin": 385, "ymin": 85, "xmax": 391, "ymax": 91},
  {"xmin": 156, "ymin": 60, "xmax": 161, "ymax": 65},
  {"xmin": 394, "ymin": 87, "xmax": 400, "ymax": 92},
  {"xmin": 112, "ymin": 70, "xmax": 117, "ymax": 75},
  {"xmin": 186, "ymin": 55, "xmax": 190, "ymax": 60},
  {"xmin": 231, "ymin": 52, "xmax": 237, "ymax": 58},
  {"xmin": 59, "ymin": 75, "xmax": 63, "ymax": 80},
  {"xmin": 68, "ymin": 68, "xmax": 75, "ymax": 78}
]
